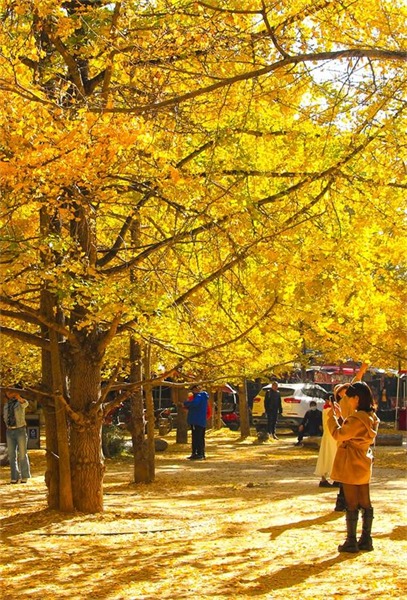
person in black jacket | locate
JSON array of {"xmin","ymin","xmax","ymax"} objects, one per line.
[
  {"xmin": 295, "ymin": 401, "xmax": 323, "ymax": 446},
  {"xmin": 264, "ymin": 381, "xmax": 282, "ymax": 440}
]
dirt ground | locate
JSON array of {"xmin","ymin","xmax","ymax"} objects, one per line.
[{"xmin": 1, "ymin": 426, "xmax": 406, "ymax": 600}]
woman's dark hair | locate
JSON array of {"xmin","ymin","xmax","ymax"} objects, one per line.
[{"xmin": 346, "ymin": 382, "xmax": 374, "ymax": 412}]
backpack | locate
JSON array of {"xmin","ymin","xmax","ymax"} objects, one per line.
[{"xmin": 6, "ymin": 399, "xmax": 18, "ymax": 428}]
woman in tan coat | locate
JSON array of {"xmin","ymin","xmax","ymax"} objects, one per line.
[{"xmin": 328, "ymin": 382, "xmax": 379, "ymax": 553}]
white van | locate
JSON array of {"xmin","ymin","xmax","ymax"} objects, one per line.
[{"xmin": 251, "ymin": 382, "xmax": 328, "ymax": 432}]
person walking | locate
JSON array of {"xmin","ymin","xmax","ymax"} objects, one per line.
[
  {"xmin": 3, "ymin": 388, "xmax": 31, "ymax": 484},
  {"xmin": 294, "ymin": 401, "xmax": 322, "ymax": 446},
  {"xmin": 264, "ymin": 381, "xmax": 282, "ymax": 440},
  {"xmin": 328, "ymin": 382, "xmax": 379, "ymax": 553},
  {"xmin": 184, "ymin": 385, "xmax": 209, "ymax": 460}
]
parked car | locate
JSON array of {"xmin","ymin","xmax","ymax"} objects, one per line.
[
  {"xmin": 217, "ymin": 385, "xmax": 240, "ymax": 430},
  {"xmin": 251, "ymin": 382, "xmax": 329, "ymax": 433}
]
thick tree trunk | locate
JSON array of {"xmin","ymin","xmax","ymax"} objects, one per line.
[
  {"xmin": 176, "ymin": 388, "xmax": 189, "ymax": 444},
  {"xmin": 70, "ymin": 418, "xmax": 104, "ymax": 513},
  {"xmin": 69, "ymin": 350, "xmax": 104, "ymax": 513}
]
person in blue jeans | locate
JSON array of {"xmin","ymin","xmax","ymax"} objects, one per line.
[
  {"xmin": 184, "ymin": 385, "xmax": 209, "ymax": 460},
  {"xmin": 3, "ymin": 388, "xmax": 31, "ymax": 483}
]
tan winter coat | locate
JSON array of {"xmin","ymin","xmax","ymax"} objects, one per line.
[{"xmin": 327, "ymin": 410, "xmax": 380, "ymax": 485}]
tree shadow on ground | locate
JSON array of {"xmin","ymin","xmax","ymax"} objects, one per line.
[
  {"xmin": 1, "ymin": 508, "xmax": 76, "ymax": 541},
  {"xmin": 243, "ymin": 552, "xmax": 360, "ymax": 595},
  {"xmin": 258, "ymin": 511, "xmax": 343, "ymax": 540}
]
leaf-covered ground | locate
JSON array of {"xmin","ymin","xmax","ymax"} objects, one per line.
[{"xmin": 1, "ymin": 427, "xmax": 406, "ymax": 600}]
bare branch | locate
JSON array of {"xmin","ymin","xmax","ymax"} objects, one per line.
[
  {"xmin": 261, "ymin": 0, "xmax": 291, "ymax": 59},
  {"xmin": 101, "ymin": 1, "xmax": 122, "ymax": 103}
]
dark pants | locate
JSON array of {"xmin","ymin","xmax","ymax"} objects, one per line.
[
  {"xmin": 267, "ymin": 411, "xmax": 278, "ymax": 435},
  {"xmin": 191, "ymin": 424, "xmax": 206, "ymax": 457},
  {"xmin": 297, "ymin": 426, "xmax": 322, "ymax": 442}
]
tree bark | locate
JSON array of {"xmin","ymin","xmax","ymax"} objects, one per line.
[
  {"xmin": 144, "ymin": 344, "xmax": 155, "ymax": 482},
  {"xmin": 215, "ymin": 390, "xmax": 223, "ymax": 430},
  {"xmin": 207, "ymin": 390, "xmax": 214, "ymax": 430},
  {"xmin": 39, "ymin": 207, "xmax": 60, "ymax": 508},
  {"xmin": 68, "ymin": 348, "xmax": 104, "ymax": 513},
  {"xmin": 130, "ymin": 339, "xmax": 150, "ymax": 483},
  {"xmin": 40, "ymin": 298, "xmax": 59, "ymax": 508},
  {"xmin": 176, "ymin": 388, "xmax": 189, "ymax": 444},
  {"xmin": 145, "ymin": 384, "xmax": 155, "ymax": 482},
  {"xmin": 239, "ymin": 378, "xmax": 251, "ymax": 439},
  {"xmin": 49, "ymin": 330, "xmax": 73, "ymax": 512}
]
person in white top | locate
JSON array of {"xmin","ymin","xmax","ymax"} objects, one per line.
[
  {"xmin": 315, "ymin": 362, "xmax": 369, "ymax": 508},
  {"xmin": 314, "ymin": 394, "xmax": 339, "ymax": 487}
]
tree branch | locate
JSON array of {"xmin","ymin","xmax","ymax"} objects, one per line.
[
  {"xmin": 98, "ymin": 312, "xmax": 123, "ymax": 353},
  {"xmin": 42, "ymin": 22, "xmax": 85, "ymax": 97},
  {"xmin": 261, "ymin": 0, "xmax": 291, "ymax": 59},
  {"xmin": 0, "ymin": 326, "xmax": 49, "ymax": 349},
  {"xmin": 100, "ymin": 214, "xmax": 230, "ymax": 275},
  {"xmin": 0, "ymin": 309, "xmax": 41, "ymax": 326},
  {"xmin": 175, "ymin": 296, "xmax": 279, "ymax": 365},
  {"xmin": 101, "ymin": 1, "xmax": 122, "ymax": 103},
  {"xmin": 197, "ymin": 1, "xmax": 262, "ymax": 15},
  {"xmin": 0, "ymin": 295, "xmax": 79, "ymax": 346},
  {"xmin": 167, "ymin": 192, "xmax": 331, "ymax": 311},
  {"xmin": 96, "ymin": 49, "xmax": 407, "ymax": 115}
]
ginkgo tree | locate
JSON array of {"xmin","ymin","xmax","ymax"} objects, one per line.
[{"xmin": 0, "ymin": 0, "xmax": 406, "ymax": 513}]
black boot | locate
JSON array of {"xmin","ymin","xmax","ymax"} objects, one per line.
[
  {"xmin": 334, "ymin": 486, "xmax": 347, "ymax": 512},
  {"xmin": 358, "ymin": 507, "xmax": 374, "ymax": 551},
  {"xmin": 338, "ymin": 510, "xmax": 359, "ymax": 553}
]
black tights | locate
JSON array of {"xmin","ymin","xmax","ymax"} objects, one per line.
[{"xmin": 342, "ymin": 483, "xmax": 372, "ymax": 511}]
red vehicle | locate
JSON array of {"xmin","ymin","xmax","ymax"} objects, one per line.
[{"xmin": 221, "ymin": 410, "xmax": 240, "ymax": 431}]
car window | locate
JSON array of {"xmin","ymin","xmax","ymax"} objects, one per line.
[
  {"xmin": 302, "ymin": 387, "xmax": 318, "ymax": 398},
  {"xmin": 311, "ymin": 387, "xmax": 327, "ymax": 399},
  {"xmin": 278, "ymin": 387, "xmax": 296, "ymax": 397}
]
